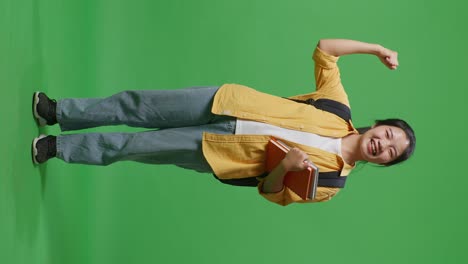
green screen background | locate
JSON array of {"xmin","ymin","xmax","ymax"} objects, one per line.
[{"xmin": 1, "ymin": 0, "xmax": 467, "ymax": 263}]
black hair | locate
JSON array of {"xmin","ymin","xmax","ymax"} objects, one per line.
[{"xmin": 357, "ymin": 118, "xmax": 416, "ymax": 166}]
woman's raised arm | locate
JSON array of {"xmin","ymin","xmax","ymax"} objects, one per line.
[{"xmin": 318, "ymin": 39, "xmax": 399, "ymax": 70}]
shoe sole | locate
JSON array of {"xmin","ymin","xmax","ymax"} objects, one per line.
[
  {"xmin": 32, "ymin": 134, "xmax": 47, "ymax": 165},
  {"xmin": 33, "ymin": 92, "xmax": 47, "ymax": 127}
]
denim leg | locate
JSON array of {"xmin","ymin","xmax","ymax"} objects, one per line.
[
  {"xmin": 56, "ymin": 116, "xmax": 236, "ymax": 173},
  {"xmin": 57, "ymin": 86, "xmax": 219, "ymax": 131}
]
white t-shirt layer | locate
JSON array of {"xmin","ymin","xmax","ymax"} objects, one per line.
[{"xmin": 235, "ymin": 119, "xmax": 342, "ymax": 156}]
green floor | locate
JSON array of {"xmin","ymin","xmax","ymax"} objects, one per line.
[{"xmin": 1, "ymin": 0, "xmax": 467, "ymax": 263}]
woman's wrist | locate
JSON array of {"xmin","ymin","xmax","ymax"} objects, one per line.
[
  {"xmin": 262, "ymin": 162, "xmax": 288, "ymax": 193},
  {"xmin": 372, "ymin": 44, "xmax": 385, "ymax": 56},
  {"xmin": 280, "ymin": 159, "xmax": 291, "ymax": 172}
]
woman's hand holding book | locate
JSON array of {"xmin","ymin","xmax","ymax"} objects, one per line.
[{"xmin": 281, "ymin": 148, "xmax": 310, "ymax": 172}]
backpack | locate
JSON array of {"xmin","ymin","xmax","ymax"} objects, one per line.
[{"xmin": 213, "ymin": 97, "xmax": 352, "ymax": 188}]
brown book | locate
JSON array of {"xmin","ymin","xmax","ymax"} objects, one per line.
[{"xmin": 266, "ymin": 138, "xmax": 319, "ymax": 200}]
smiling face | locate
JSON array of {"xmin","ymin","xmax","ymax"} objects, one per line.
[{"xmin": 359, "ymin": 125, "xmax": 410, "ymax": 165}]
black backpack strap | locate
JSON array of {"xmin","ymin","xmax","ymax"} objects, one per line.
[
  {"xmin": 213, "ymin": 172, "xmax": 347, "ymax": 188},
  {"xmin": 212, "ymin": 173, "xmax": 266, "ymax": 187},
  {"xmin": 317, "ymin": 171, "xmax": 347, "ymax": 188},
  {"xmin": 287, "ymin": 98, "xmax": 352, "ymax": 122}
]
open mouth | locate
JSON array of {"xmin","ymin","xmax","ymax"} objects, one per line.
[{"xmin": 369, "ymin": 139, "xmax": 377, "ymax": 156}]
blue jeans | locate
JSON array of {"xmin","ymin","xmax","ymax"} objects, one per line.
[{"xmin": 55, "ymin": 86, "xmax": 235, "ymax": 173}]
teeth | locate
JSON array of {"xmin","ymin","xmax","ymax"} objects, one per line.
[{"xmin": 372, "ymin": 140, "xmax": 376, "ymax": 155}]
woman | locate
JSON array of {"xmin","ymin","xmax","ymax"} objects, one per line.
[{"xmin": 31, "ymin": 39, "xmax": 416, "ymax": 206}]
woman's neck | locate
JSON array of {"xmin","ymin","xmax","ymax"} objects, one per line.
[{"xmin": 341, "ymin": 134, "xmax": 364, "ymax": 165}]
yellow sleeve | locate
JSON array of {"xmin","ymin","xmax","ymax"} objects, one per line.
[
  {"xmin": 312, "ymin": 47, "xmax": 350, "ymax": 107},
  {"xmin": 257, "ymin": 180, "xmax": 341, "ymax": 206}
]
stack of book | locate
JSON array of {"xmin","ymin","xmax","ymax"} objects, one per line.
[{"xmin": 266, "ymin": 138, "xmax": 319, "ymax": 200}]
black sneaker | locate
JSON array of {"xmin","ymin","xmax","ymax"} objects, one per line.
[
  {"xmin": 33, "ymin": 92, "xmax": 57, "ymax": 126},
  {"xmin": 32, "ymin": 135, "xmax": 57, "ymax": 164}
]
